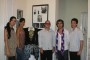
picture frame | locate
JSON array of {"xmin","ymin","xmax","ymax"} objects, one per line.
[
  {"xmin": 17, "ymin": 9, "xmax": 23, "ymax": 19},
  {"xmin": 16, "ymin": 19, "xmax": 19, "ymax": 28},
  {"xmin": 32, "ymin": 4, "xmax": 49, "ymax": 29}
]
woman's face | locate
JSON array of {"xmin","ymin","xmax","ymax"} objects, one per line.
[
  {"xmin": 20, "ymin": 21, "xmax": 25, "ymax": 27},
  {"xmin": 10, "ymin": 18, "xmax": 16, "ymax": 27}
]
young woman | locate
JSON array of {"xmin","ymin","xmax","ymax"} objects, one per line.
[
  {"xmin": 4, "ymin": 16, "xmax": 16, "ymax": 60},
  {"xmin": 16, "ymin": 18, "xmax": 25, "ymax": 60}
]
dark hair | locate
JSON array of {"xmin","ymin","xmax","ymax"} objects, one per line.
[
  {"xmin": 5, "ymin": 16, "xmax": 16, "ymax": 39},
  {"xmin": 56, "ymin": 19, "xmax": 64, "ymax": 27},
  {"xmin": 71, "ymin": 18, "xmax": 78, "ymax": 24},
  {"xmin": 18, "ymin": 18, "xmax": 25, "ymax": 26},
  {"xmin": 19, "ymin": 18, "xmax": 25, "ymax": 23}
]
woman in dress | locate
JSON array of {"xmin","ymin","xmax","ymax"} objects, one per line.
[{"xmin": 4, "ymin": 16, "xmax": 17, "ymax": 60}]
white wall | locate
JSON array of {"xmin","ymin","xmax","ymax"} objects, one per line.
[
  {"xmin": 55, "ymin": 0, "xmax": 66, "ymax": 29},
  {"xmin": 57, "ymin": 0, "xmax": 88, "ymax": 29},
  {"xmin": 56, "ymin": 0, "xmax": 66, "ymax": 20},
  {"xmin": 26, "ymin": 0, "xmax": 56, "ymax": 30},
  {"xmin": 88, "ymin": 0, "xmax": 90, "ymax": 59},
  {"xmin": 13, "ymin": 0, "xmax": 27, "ymax": 19},
  {"xmin": 65, "ymin": 0, "xmax": 88, "ymax": 29},
  {"xmin": 0, "ymin": 0, "xmax": 6, "ymax": 59},
  {"xmin": 88, "ymin": 0, "xmax": 90, "ymax": 38}
]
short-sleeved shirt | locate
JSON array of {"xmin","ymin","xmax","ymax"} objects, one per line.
[
  {"xmin": 38, "ymin": 28, "xmax": 55, "ymax": 50},
  {"xmin": 69, "ymin": 27, "xmax": 84, "ymax": 52}
]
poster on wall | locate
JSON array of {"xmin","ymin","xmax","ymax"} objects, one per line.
[
  {"xmin": 16, "ymin": 9, "xmax": 23, "ymax": 28},
  {"xmin": 32, "ymin": 4, "xmax": 49, "ymax": 29},
  {"xmin": 17, "ymin": 9, "xmax": 23, "ymax": 19}
]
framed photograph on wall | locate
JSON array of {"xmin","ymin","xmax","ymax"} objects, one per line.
[
  {"xmin": 17, "ymin": 9, "xmax": 23, "ymax": 19},
  {"xmin": 32, "ymin": 4, "xmax": 49, "ymax": 29}
]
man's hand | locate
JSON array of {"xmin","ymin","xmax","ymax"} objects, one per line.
[
  {"xmin": 40, "ymin": 48, "xmax": 43, "ymax": 54},
  {"xmin": 52, "ymin": 47, "xmax": 55, "ymax": 53},
  {"xmin": 77, "ymin": 50, "xmax": 82, "ymax": 55}
]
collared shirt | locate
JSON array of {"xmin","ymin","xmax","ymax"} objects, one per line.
[
  {"xmin": 69, "ymin": 27, "xmax": 84, "ymax": 52},
  {"xmin": 56, "ymin": 29, "xmax": 69, "ymax": 50},
  {"xmin": 38, "ymin": 28, "xmax": 55, "ymax": 50}
]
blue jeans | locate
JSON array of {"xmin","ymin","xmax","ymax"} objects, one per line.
[{"xmin": 16, "ymin": 48, "xmax": 24, "ymax": 60}]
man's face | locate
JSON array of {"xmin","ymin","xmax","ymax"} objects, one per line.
[
  {"xmin": 44, "ymin": 21, "xmax": 51, "ymax": 28},
  {"xmin": 71, "ymin": 21, "xmax": 77, "ymax": 28}
]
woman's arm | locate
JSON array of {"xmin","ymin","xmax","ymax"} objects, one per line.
[
  {"xmin": 4, "ymin": 29, "xmax": 10, "ymax": 56},
  {"xmin": 16, "ymin": 28, "xmax": 20, "ymax": 48}
]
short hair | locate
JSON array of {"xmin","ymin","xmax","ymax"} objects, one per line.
[
  {"xmin": 56, "ymin": 19, "xmax": 64, "ymax": 27},
  {"xmin": 71, "ymin": 18, "xmax": 78, "ymax": 24}
]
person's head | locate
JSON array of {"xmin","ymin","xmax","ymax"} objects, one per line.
[
  {"xmin": 71, "ymin": 18, "xmax": 78, "ymax": 28},
  {"xmin": 19, "ymin": 18, "xmax": 25, "ymax": 27},
  {"xmin": 9, "ymin": 16, "xmax": 16, "ymax": 27},
  {"xmin": 5, "ymin": 16, "xmax": 16, "ymax": 39},
  {"xmin": 44, "ymin": 20, "xmax": 51, "ymax": 29},
  {"xmin": 56, "ymin": 19, "xmax": 64, "ymax": 29}
]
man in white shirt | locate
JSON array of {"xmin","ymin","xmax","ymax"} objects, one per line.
[
  {"xmin": 55, "ymin": 19, "xmax": 69, "ymax": 60},
  {"xmin": 69, "ymin": 18, "xmax": 84, "ymax": 60},
  {"xmin": 38, "ymin": 20, "xmax": 55, "ymax": 60}
]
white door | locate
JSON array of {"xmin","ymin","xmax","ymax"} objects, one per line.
[{"xmin": 80, "ymin": 12, "xmax": 88, "ymax": 60}]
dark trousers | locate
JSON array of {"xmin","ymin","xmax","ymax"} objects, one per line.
[
  {"xmin": 69, "ymin": 52, "xmax": 80, "ymax": 60},
  {"xmin": 41, "ymin": 50, "xmax": 52, "ymax": 60},
  {"xmin": 16, "ymin": 48, "xmax": 24, "ymax": 60},
  {"xmin": 56, "ymin": 50, "xmax": 68, "ymax": 60},
  {"xmin": 8, "ymin": 56, "xmax": 15, "ymax": 60}
]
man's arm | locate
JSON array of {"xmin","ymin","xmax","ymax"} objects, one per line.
[
  {"xmin": 38, "ymin": 31, "xmax": 43, "ymax": 54},
  {"xmin": 77, "ymin": 31, "xmax": 84, "ymax": 55},
  {"xmin": 52, "ymin": 31, "xmax": 56, "ymax": 52},
  {"xmin": 77, "ymin": 40, "xmax": 84, "ymax": 55}
]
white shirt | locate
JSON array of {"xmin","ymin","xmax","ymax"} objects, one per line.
[
  {"xmin": 69, "ymin": 27, "xmax": 84, "ymax": 52},
  {"xmin": 38, "ymin": 28, "xmax": 55, "ymax": 50},
  {"xmin": 56, "ymin": 29, "xmax": 69, "ymax": 50}
]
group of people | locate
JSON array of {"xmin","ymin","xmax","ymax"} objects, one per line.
[
  {"xmin": 4, "ymin": 16, "xmax": 25, "ymax": 60},
  {"xmin": 4, "ymin": 16, "xmax": 84, "ymax": 60},
  {"xmin": 38, "ymin": 18, "xmax": 84, "ymax": 60}
]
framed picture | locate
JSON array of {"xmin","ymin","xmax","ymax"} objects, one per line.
[
  {"xmin": 16, "ymin": 19, "xmax": 19, "ymax": 28},
  {"xmin": 32, "ymin": 4, "xmax": 49, "ymax": 29},
  {"xmin": 17, "ymin": 9, "xmax": 23, "ymax": 19}
]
